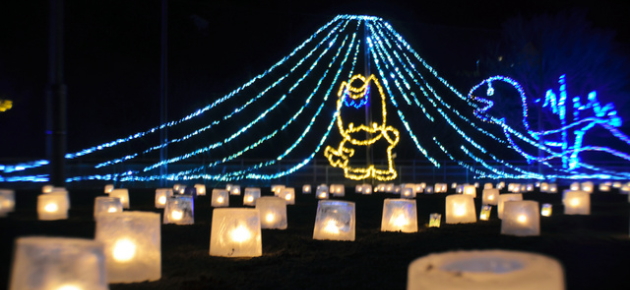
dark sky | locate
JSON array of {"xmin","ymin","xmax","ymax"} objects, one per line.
[{"xmin": 1, "ymin": 0, "xmax": 629, "ymax": 159}]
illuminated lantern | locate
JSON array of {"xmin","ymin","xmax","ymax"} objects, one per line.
[
  {"xmin": 385, "ymin": 183, "xmax": 395, "ymax": 193},
  {"xmin": 496, "ymin": 181, "xmax": 505, "ymax": 190},
  {"xmin": 462, "ymin": 184, "xmax": 476, "ymax": 197},
  {"xmin": 355, "ymin": 184, "xmax": 364, "ymax": 193},
  {"xmin": 414, "ymin": 183, "xmax": 426, "ymax": 194},
  {"xmin": 621, "ymin": 184, "xmax": 630, "ymax": 194},
  {"xmin": 580, "ymin": 181, "xmax": 594, "ymax": 193},
  {"xmin": 563, "ymin": 190, "xmax": 590, "ymax": 215},
  {"xmin": 598, "ymin": 183, "xmax": 610, "ymax": 192},
  {"xmin": 548, "ymin": 183, "xmax": 558, "ymax": 193},
  {"xmin": 474, "ymin": 182, "xmax": 479, "ymax": 188},
  {"xmin": 93, "ymin": 196, "xmax": 123, "ymax": 218},
  {"xmin": 230, "ymin": 185, "xmax": 241, "ymax": 196},
  {"xmin": 243, "ymin": 187, "xmax": 261, "ymax": 206},
  {"xmin": 507, "ymin": 183, "xmax": 519, "ymax": 192},
  {"xmin": 428, "ymin": 213, "xmax": 441, "ymax": 228},
  {"xmin": 104, "ymin": 184, "xmax": 114, "ymax": 194},
  {"xmin": 46, "ymin": 188, "xmax": 70, "ymax": 210},
  {"xmin": 255, "ymin": 196, "xmax": 287, "ymax": 230},
  {"xmin": 501, "ymin": 200, "xmax": 540, "ymax": 236},
  {"xmin": 394, "ymin": 185, "xmax": 402, "ymax": 194},
  {"xmin": 445, "ymin": 194, "xmax": 476, "ymax": 224},
  {"xmin": 271, "ymin": 184, "xmax": 285, "ymax": 196},
  {"xmin": 381, "ymin": 199, "xmax": 418, "ymax": 233},
  {"xmin": 482, "ymin": 188, "xmax": 499, "ymax": 205},
  {"xmin": 225, "ymin": 183, "xmax": 233, "ymax": 192},
  {"xmin": 0, "ymin": 189, "xmax": 15, "ymax": 217},
  {"xmin": 525, "ymin": 184, "xmax": 534, "ymax": 192},
  {"xmin": 9, "ymin": 237, "xmax": 108, "ymax": 290},
  {"xmin": 37, "ymin": 194, "xmax": 68, "ymax": 220},
  {"xmin": 497, "ymin": 193, "xmax": 523, "ymax": 219},
  {"xmin": 362, "ymin": 184, "xmax": 373, "ymax": 195},
  {"xmin": 316, "ymin": 184, "xmax": 329, "ymax": 199},
  {"xmin": 451, "ymin": 182, "xmax": 458, "ymax": 189},
  {"xmin": 173, "ymin": 183, "xmax": 184, "ymax": 193},
  {"xmin": 540, "ymin": 182, "xmax": 549, "ymax": 193},
  {"xmin": 209, "ymin": 208, "xmax": 262, "ymax": 257},
  {"xmin": 435, "ymin": 183, "xmax": 447, "ymax": 193},
  {"xmin": 163, "ymin": 195, "xmax": 194, "ymax": 225},
  {"xmin": 279, "ymin": 187, "xmax": 295, "ymax": 205},
  {"xmin": 479, "ymin": 205, "xmax": 492, "ymax": 221},
  {"xmin": 302, "ymin": 184, "xmax": 312, "ymax": 194},
  {"xmin": 483, "ymin": 183, "xmax": 493, "ymax": 189},
  {"xmin": 612, "ymin": 181, "xmax": 622, "ymax": 188},
  {"xmin": 313, "ymin": 200, "xmax": 355, "ymax": 241},
  {"xmin": 154, "ymin": 188, "xmax": 173, "ymax": 209},
  {"xmin": 401, "ymin": 187, "xmax": 415, "ymax": 199},
  {"xmin": 330, "ymin": 184, "xmax": 345, "ymax": 197},
  {"xmin": 541, "ymin": 203, "xmax": 552, "ymax": 217},
  {"xmin": 109, "ymin": 189, "xmax": 130, "ymax": 209},
  {"xmin": 42, "ymin": 185, "xmax": 54, "ymax": 193},
  {"xmin": 95, "ymin": 211, "xmax": 161, "ymax": 283},
  {"xmin": 455, "ymin": 185, "xmax": 464, "ymax": 194},
  {"xmin": 570, "ymin": 182, "xmax": 580, "ymax": 191},
  {"xmin": 424, "ymin": 185, "xmax": 434, "ymax": 194},
  {"xmin": 211, "ymin": 189, "xmax": 229, "ymax": 207},
  {"xmin": 376, "ymin": 183, "xmax": 386, "ymax": 192},
  {"xmin": 194, "ymin": 184, "xmax": 206, "ymax": 196},
  {"xmin": 407, "ymin": 250, "xmax": 565, "ymax": 290}
]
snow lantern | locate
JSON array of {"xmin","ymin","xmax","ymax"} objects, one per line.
[
  {"xmin": 381, "ymin": 199, "xmax": 418, "ymax": 233},
  {"xmin": 229, "ymin": 185, "xmax": 241, "ymax": 196},
  {"xmin": 316, "ymin": 184, "xmax": 329, "ymax": 199},
  {"xmin": 401, "ymin": 187, "xmax": 415, "ymax": 199},
  {"xmin": 37, "ymin": 193, "xmax": 68, "ymax": 220},
  {"xmin": 243, "ymin": 187, "xmax": 261, "ymax": 206},
  {"xmin": 501, "ymin": 200, "xmax": 540, "ymax": 236},
  {"xmin": 497, "ymin": 193, "xmax": 523, "ymax": 219},
  {"xmin": 484, "ymin": 183, "xmax": 493, "ymax": 189},
  {"xmin": 209, "ymin": 208, "xmax": 262, "ymax": 257},
  {"xmin": 194, "ymin": 184, "xmax": 206, "ymax": 196},
  {"xmin": 563, "ymin": 190, "xmax": 590, "ymax": 215},
  {"xmin": 163, "ymin": 195, "xmax": 194, "ymax": 225},
  {"xmin": 541, "ymin": 203, "xmax": 553, "ymax": 217},
  {"xmin": 330, "ymin": 184, "xmax": 345, "ymax": 197},
  {"xmin": 482, "ymin": 188, "xmax": 499, "ymax": 205},
  {"xmin": 211, "ymin": 189, "xmax": 229, "ymax": 207},
  {"xmin": 255, "ymin": 196, "xmax": 287, "ymax": 230},
  {"xmin": 95, "ymin": 211, "xmax": 161, "ymax": 283},
  {"xmin": 279, "ymin": 187, "xmax": 295, "ymax": 205},
  {"xmin": 424, "ymin": 185, "xmax": 434, "ymax": 194},
  {"xmin": 109, "ymin": 189, "xmax": 130, "ymax": 209},
  {"xmin": 271, "ymin": 184, "xmax": 285, "ymax": 196},
  {"xmin": 361, "ymin": 183, "xmax": 373, "ymax": 195},
  {"xmin": 570, "ymin": 182, "xmax": 580, "ymax": 191},
  {"xmin": 435, "ymin": 183, "xmax": 447, "ymax": 193},
  {"xmin": 598, "ymin": 183, "xmax": 610, "ymax": 192},
  {"xmin": 154, "ymin": 188, "xmax": 173, "ymax": 209},
  {"xmin": 580, "ymin": 181, "xmax": 594, "ymax": 193},
  {"xmin": 302, "ymin": 184, "xmax": 312, "ymax": 194},
  {"xmin": 445, "ymin": 194, "xmax": 476, "ymax": 224},
  {"xmin": 104, "ymin": 184, "xmax": 114, "ymax": 194},
  {"xmin": 463, "ymin": 184, "xmax": 477, "ymax": 197},
  {"xmin": 0, "ymin": 189, "xmax": 15, "ymax": 217},
  {"xmin": 313, "ymin": 200, "xmax": 355, "ymax": 241},
  {"xmin": 93, "ymin": 196, "xmax": 123, "ymax": 218}
]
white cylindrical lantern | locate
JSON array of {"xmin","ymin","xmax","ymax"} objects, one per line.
[
  {"xmin": 37, "ymin": 194, "xmax": 68, "ymax": 220},
  {"xmin": 482, "ymin": 188, "xmax": 499, "ymax": 205},
  {"xmin": 407, "ymin": 250, "xmax": 565, "ymax": 290},
  {"xmin": 501, "ymin": 200, "xmax": 540, "ymax": 236},
  {"xmin": 163, "ymin": 195, "xmax": 194, "ymax": 225},
  {"xmin": 95, "ymin": 211, "xmax": 161, "ymax": 283},
  {"xmin": 104, "ymin": 184, "xmax": 114, "ymax": 194},
  {"xmin": 302, "ymin": 184, "xmax": 312, "ymax": 194},
  {"xmin": 9, "ymin": 237, "xmax": 108, "ymax": 290},
  {"xmin": 279, "ymin": 187, "xmax": 295, "ymax": 205},
  {"xmin": 0, "ymin": 189, "xmax": 15, "ymax": 217},
  {"xmin": 497, "ymin": 193, "xmax": 523, "ymax": 219},
  {"xmin": 381, "ymin": 199, "xmax": 418, "ymax": 233},
  {"xmin": 445, "ymin": 194, "xmax": 476, "ymax": 224},
  {"xmin": 316, "ymin": 185, "xmax": 329, "ymax": 199},
  {"xmin": 330, "ymin": 184, "xmax": 345, "ymax": 197},
  {"xmin": 401, "ymin": 187, "xmax": 415, "ymax": 199},
  {"xmin": 194, "ymin": 184, "xmax": 206, "ymax": 196},
  {"xmin": 563, "ymin": 190, "xmax": 590, "ymax": 215},
  {"xmin": 429, "ymin": 213, "xmax": 441, "ymax": 228},
  {"xmin": 255, "ymin": 196, "xmax": 287, "ymax": 230},
  {"xmin": 230, "ymin": 185, "xmax": 241, "ymax": 195},
  {"xmin": 154, "ymin": 188, "xmax": 173, "ymax": 209},
  {"xmin": 209, "ymin": 208, "xmax": 262, "ymax": 257},
  {"xmin": 462, "ymin": 184, "xmax": 476, "ymax": 197},
  {"xmin": 541, "ymin": 203, "xmax": 553, "ymax": 217},
  {"xmin": 109, "ymin": 189, "xmax": 130, "ymax": 209},
  {"xmin": 243, "ymin": 187, "xmax": 261, "ymax": 206},
  {"xmin": 313, "ymin": 200, "xmax": 355, "ymax": 241},
  {"xmin": 211, "ymin": 189, "xmax": 230, "ymax": 207},
  {"xmin": 93, "ymin": 196, "xmax": 123, "ymax": 218}
]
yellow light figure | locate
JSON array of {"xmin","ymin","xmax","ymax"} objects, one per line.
[
  {"xmin": 324, "ymin": 74, "xmax": 400, "ymax": 181},
  {"xmin": 0, "ymin": 99, "xmax": 12, "ymax": 112}
]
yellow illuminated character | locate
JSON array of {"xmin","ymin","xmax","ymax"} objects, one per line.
[
  {"xmin": 324, "ymin": 74, "xmax": 400, "ymax": 181},
  {"xmin": 0, "ymin": 99, "xmax": 12, "ymax": 112}
]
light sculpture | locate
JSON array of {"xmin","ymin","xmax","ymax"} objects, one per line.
[
  {"xmin": 381, "ymin": 198, "xmax": 418, "ymax": 233},
  {"xmin": 209, "ymin": 208, "xmax": 262, "ymax": 257},
  {"xmin": 313, "ymin": 200, "xmax": 355, "ymax": 241}
]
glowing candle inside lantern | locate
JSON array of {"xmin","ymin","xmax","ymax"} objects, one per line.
[
  {"xmin": 569, "ymin": 198, "xmax": 579, "ymax": 207},
  {"xmin": 217, "ymin": 197, "xmax": 224, "ymax": 203},
  {"xmin": 429, "ymin": 213, "xmax": 441, "ymax": 228},
  {"xmin": 158, "ymin": 196, "xmax": 166, "ymax": 205},
  {"xmin": 454, "ymin": 204, "xmax": 466, "ymax": 217},
  {"xmin": 107, "ymin": 207, "xmax": 117, "ymax": 213},
  {"xmin": 488, "ymin": 195, "xmax": 494, "ymax": 200},
  {"xmin": 171, "ymin": 210, "xmax": 183, "ymax": 221},
  {"xmin": 517, "ymin": 214, "xmax": 527, "ymax": 223},
  {"xmin": 112, "ymin": 238, "xmax": 136, "ymax": 262},
  {"xmin": 392, "ymin": 213, "xmax": 409, "ymax": 227},
  {"xmin": 57, "ymin": 285, "xmax": 82, "ymax": 290},
  {"xmin": 210, "ymin": 208, "xmax": 262, "ymax": 257},
  {"xmin": 230, "ymin": 225, "xmax": 252, "ymax": 243},
  {"xmin": 285, "ymin": 194, "xmax": 292, "ymax": 201},
  {"xmin": 246, "ymin": 196, "xmax": 254, "ymax": 203},
  {"xmin": 323, "ymin": 219, "xmax": 340, "ymax": 234},
  {"xmin": 265, "ymin": 213, "xmax": 276, "ymax": 223},
  {"xmin": 479, "ymin": 205, "xmax": 492, "ymax": 221},
  {"xmin": 541, "ymin": 204, "xmax": 552, "ymax": 217},
  {"xmin": 45, "ymin": 202, "xmax": 58, "ymax": 213}
]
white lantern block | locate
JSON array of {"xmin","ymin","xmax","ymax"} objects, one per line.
[
  {"xmin": 230, "ymin": 185, "xmax": 241, "ymax": 195},
  {"xmin": 37, "ymin": 194, "xmax": 68, "ymax": 220},
  {"xmin": 385, "ymin": 183, "xmax": 395, "ymax": 193},
  {"xmin": 243, "ymin": 187, "xmax": 261, "ymax": 206},
  {"xmin": 313, "ymin": 200, "xmax": 355, "ymax": 241},
  {"xmin": 414, "ymin": 183, "xmax": 425, "ymax": 194},
  {"xmin": 224, "ymin": 183, "xmax": 233, "ymax": 192},
  {"xmin": 95, "ymin": 212, "xmax": 161, "ymax": 283},
  {"xmin": 109, "ymin": 189, "xmax": 130, "ymax": 209},
  {"xmin": 376, "ymin": 183, "xmax": 386, "ymax": 192},
  {"xmin": 539, "ymin": 182, "xmax": 549, "ymax": 192},
  {"xmin": 302, "ymin": 184, "xmax": 312, "ymax": 194},
  {"xmin": 497, "ymin": 193, "xmax": 523, "ymax": 219},
  {"xmin": 435, "ymin": 183, "xmax": 447, "ymax": 193},
  {"xmin": 501, "ymin": 200, "xmax": 540, "ymax": 236},
  {"xmin": 194, "ymin": 184, "xmax": 206, "ymax": 196},
  {"xmin": 47, "ymin": 189, "xmax": 70, "ymax": 210},
  {"xmin": 462, "ymin": 185, "xmax": 476, "ymax": 197},
  {"xmin": 598, "ymin": 183, "xmax": 610, "ymax": 192},
  {"xmin": 580, "ymin": 181, "xmax": 594, "ymax": 193},
  {"xmin": 424, "ymin": 186, "xmax": 434, "ymax": 194},
  {"xmin": 9, "ymin": 237, "xmax": 108, "ymax": 290},
  {"xmin": 355, "ymin": 184, "xmax": 363, "ymax": 193},
  {"xmin": 279, "ymin": 187, "xmax": 295, "ymax": 205},
  {"xmin": 612, "ymin": 181, "xmax": 622, "ymax": 188},
  {"xmin": 42, "ymin": 185, "xmax": 54, "ymax": 193},
  {"xmin": 381, "ymin": 199, "xmax": 418, "ymax": 233},
  {"xmin": 211, "ymin": 189, "xmax": 229, "ymax": 207},
  {"xmin": 163, "ymin": 195, "xmax": 194, "ymax": 225},
  {"xmin": 479, "ymin": 205, "xmax": 492, "ymax": 221},
  {"xmin": 407, "ymin": 250, "xmax": 565, "ymax": 290},
  {"xmin": 497, "ymin": 181, "xmax": 505, "ymax": 190},
  {"xmin": 330, "ymin": 184, "xmax": 345, "ymax": 196},
  {"xmin": 255, "ymin": 196, "xmax": 287, "ymax": 230},
  {"xmin": 482, "ymin": 188, "xmax": 499, "ymax": 205},
  {"xmin": 484, "ymin": 183, "xmax": 493, "ymax": 189},
  {"xmin": 548, "ymin": 183, "xmax": 558, "ymax": 193},
  {"xmin": 445, "ymin": 195, "xmax": 477, "ymax": 224},
  {"xmin": 0, "ymin": 189, "xmax": 15, "ymax": 217},
  {"xmin": 570, "ymin": 182, "xmax": 580, "ymax": 191},
  {"xmin": 507, "ymin": 183, "xmax": 520, "ymax": 193},
  {"xmin": 541, "ymin": 203, "xmax": 552, "ymax": 217},
  {"xmin": 400, "ymin": 187, "xmax": 415, "ymax": 199},
  {"xmin": 451, "ymin": 182, "xmax": 458, "ymax": 189},
  {"xmin": 456, "ymin": 185, "xmax": 464, "ymax": 194},
  {"xmin": 316, "ymin": 185, "xmax": 329, "ymax": 199},
  {"xmin": 210, "ymin": 208, "xmax": 262, "ymax": 257},
  {"xmin": 154, "ymin": 188, "xmax": 173, "ymax": 208},
  {"xmin": 362, "ymin": 184, "xmax": 373, "ymax": 195},
  {"xmin": 429, "ymin": 213, "xmax": 441, "ymax": 228},
  {"xmin": 563, "ymin": 190, "xmax": 590, "ymax": 215},
  {"xmin": 394, "ymin": 185, "xmax": 402, "ymax": 194},
  {"xmin": 104, "ymin": 184, "xmax": 114, "ymax": 194},
  {"xmin": 621, "ymin": 184, "xmax": 630, "ymax": 194},
  {"xmin": 271, "ymin": 184, "xmax": 285, "ymax": 196},
  {"xmin": 173, "ymin": 183, "xmax": 183, "ymax": 193},
  {"xmin": 93, "ymin": 196, "xmax": 123, "ymax": 218}
]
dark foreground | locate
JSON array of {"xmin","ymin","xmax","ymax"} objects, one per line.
[{"xmin": 1, "ymin": 186, "xmax": 629, "ymax": 290}]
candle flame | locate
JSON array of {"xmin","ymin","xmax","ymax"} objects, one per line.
[
  {"xmin": 44, "ymin": 203, "xmax": 58, "ymax": 213},
  {"xmin": 517, "ymin": 214, "xmax": 527, "ymax": 223},
  {"xmin": 569, "ymin": 198, "xmax": 580, "ymax": 207},
  {"xmin": 265, "ymin": 213, "xmax": 275, "ymax": 223},
  {"xmin": 217, "ymin": 196, "xmax": 224, "ymax": 203},
  {"xmin": 171, "ymin": 210, "xmax": 183, "ymax": 220},
  {"xmin": 230, "ymin": 225, "xmax": 252, "ymax": 243},
  {"xmin": 323, "ymin": 219, "xmax": 340, "ymax": 234},
  {"xmin": 107, "ymin": 207, "xmax": 117, "ymax": 213},
  {"xmin": 158, "ymin": 196, "xmax": 166, "ymax": 205},
  {"xmin": 391, "ymin": 214, "xmax": 409, "ymax": 228},
  {"xmin": 112, "ymin": 238, "xmax": 136, "ymax": 262}
]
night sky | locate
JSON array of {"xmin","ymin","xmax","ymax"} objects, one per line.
[{"xmin": 1, "ymin": 0, "xmax": 629, "ymax": 160}]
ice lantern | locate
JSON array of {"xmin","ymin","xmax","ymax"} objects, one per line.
[
  {"xmin": 243, "ymin": 187, "xmax": 261, "ymax": 206},
  {"xmin": 9, "ymin": 237, "xmax": 108, "ymax": 290},
  {"xmin": 401, "ymin": 187, "xmax": 415, "ymax": 199},
  {"xmin": 330, "ymin": 184, "xmax": 345, "ymax": 197},
  {"xmin": 95, "ymin": 211, "xmax": 161, "ymax": 283},
  {"xmin": 445, "ymin": 194, "xmax": 476, "ymax": 224},
  {"xmin": 194, "ymin": 184, "xmax": 206, "ymax": 196},
  {"xmin": 501, "ymin": 200, "xmax": 540, "ymax": 236},
  {"xmin": 362, "ymin": 184, "xmax": 373, "ymax": 195},
  {"xmin": 316, "ymin": 184, "xmax": 329, "ymax": 199},
  {"xmin": 497, "ymin": 193, "xmax": 523, "ymax": 219},
  {"xmin": 302, "ymin": 184, "xmax": 312, "ymax": 194},
  {"xmin": 211, "ymin": 189, "xmax": 229, "ymax": 207},
  {"xmin": 37, "ymin": 193, "xmax": 68, "ymax": 220},
  {"xmin": 154, "ymin": 188, "xmax": 173, "ymax": 208},
  {"xmin": 209, "ymin": 208, "xmax": 262, "ymax": 257},
  {"xmin": 93, "ymin": 196, "xmax": 123, "ymax": 218},
  {"xmin": 104, "ymin": 184, "xmax": 114, "ymax": 194},
  {"xmin": 163, "ymin": 195, "xmax": 194, "ymax": 225},
  {"xmin": 381, "ymin": 199, "xmax": 418, "ymax": 233},
  {"xmin": 462, "ymin": 184, "xmax": 476, "ymax": 197},
  {"xmin": 0, "ymin": 189, "xmax": 15, "ymax": 217},
  {"xmin": 482, "ymin": 188, "xmax": 499, "ymax": 205},
  {"xmin": 313, "ymin": 200, "xmax": 356, "ymax": 241},
  {"xmin": 407, "ymin": 250, "xmax": 565, "ymax": 290},
  {"xmin": 255, "ymin": 196, "xmax": 288, "ymax": 229},
  {"xmin": 563, "ymin": 190, "xmax": 590, "ymax": 215},
  {"xmin": 279, "ymin": 187, "xmax": 296, "ymax": 205},
  {"xmin": 110, "ymin": 188, "xmax": 130, "ymax": 209}
]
